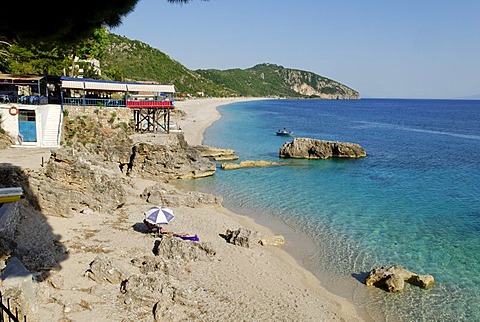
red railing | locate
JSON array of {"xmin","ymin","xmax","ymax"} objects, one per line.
[{"xmin": 126, "ymin": 100, "xmax": 174, "ymax": 108}]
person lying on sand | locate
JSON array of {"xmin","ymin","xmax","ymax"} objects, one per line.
[
  {"xmin": 143, "ymin": 219, "xmax": 160, "ymax": 233},
  {"xmin": 159, "ymin": 226, "xmax": 200, "ymax": 242},
  {"xmin": 143, "ymin": 219, "xmax": 199, "ymax": 241}
]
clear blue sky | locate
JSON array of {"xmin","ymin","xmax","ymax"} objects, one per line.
[{"xmin": 112, "ymin": 0, "xmax": 480, "ymax": 99}]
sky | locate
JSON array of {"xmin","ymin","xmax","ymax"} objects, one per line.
[{"xmin": 112, "ymin": 0, "xmax": 480, "ymax": 99}]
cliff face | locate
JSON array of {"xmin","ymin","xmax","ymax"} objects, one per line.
[{"xmin": 277, "ymin": 67, "xmax": 360, "ymax": 99}]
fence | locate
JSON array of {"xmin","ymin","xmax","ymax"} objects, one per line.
[{"xmin": 0, "ymin": 292, "xmax": 26, "ymax": 322}]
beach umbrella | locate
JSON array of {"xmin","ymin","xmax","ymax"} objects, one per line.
[{"xmin": 144, "ymin": 206, "xmax": 175, "ymax": 225}]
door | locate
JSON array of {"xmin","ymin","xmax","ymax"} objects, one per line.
[{"xmin": 18, "ymin": 109, "xmax": 37, "ymax": 142}]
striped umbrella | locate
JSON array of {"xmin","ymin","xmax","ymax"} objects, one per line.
[{"xmin": 144, "ymin": 206, "xmax": 175, "ymax": 225}]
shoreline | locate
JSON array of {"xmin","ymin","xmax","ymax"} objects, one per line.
[
  {"xmin": 175, "ymin": 97, "xmax": 374, "ymax": 321},
  {"xmin": 0, "ymin": 97, "xmax": 371, "ymax": 321},
  {"xmin": 174, "ymin": 97, "xmax": 267, "ymax": 146}
]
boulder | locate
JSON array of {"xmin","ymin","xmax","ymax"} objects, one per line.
[
  {"xmin": 259, "ymin": 235, "xmax": 285, "ymax": 246},
  {"xmin": 29, "ymin": 148, "xmax": 128, "ymax": 217},
  {"xmin": 85, "ymin": 254, "xmax": 126, "ymax": 284},
  {"xmin": 279, "ymin": 137, "xmax": 366, "ymax": 159},
  {"xmin": 140, "ymin": 182, "xmax": 222, "ymax": 208},
  {"xmin": 365, "ymin": 265, "xmax": 435, "ymax": 292},
  {"xmin": 408, "ymin": 274, "xmax": 435, "ymax": 288},
  {"xmin": 194, "ymin": 145, "xmax": 239, "ymax": 161},
  {"xmin": 223, "ymin": 228, "xmax": 286, "ymax": 248},
  {"xmin": 153, "ymin": 236, "xmax": 216, "ymax": 262},
  {"xmin": 221, "ymin": 160, "xmax": 283, "ymax": 170},
  {"xmin": 127, "ymin": 135, "xmax": 216, "ymax": 180},
  {"xmin": 223, "ymin": 228, "xmax": 261, "ymax": 248}
]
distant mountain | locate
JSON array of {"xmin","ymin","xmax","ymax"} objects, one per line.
[
  {"xmin": 196, "ymin": 63, "xmax": 360, "ymax": 99},
  {"xmin": 101, "ymin": 33, "xmax": 360, "ymax": 99}
]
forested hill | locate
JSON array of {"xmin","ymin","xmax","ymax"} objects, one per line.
[
  {"xmin": 100, "ymin": 33, "xmax": 236, "ymax": 97},
  {"xmin": 196, "ymin": 64, "xmax": 360, "ymax": 99},
  {"xmin": 101, "ymin": 33, "xmax": 360, "ymax": 99}
]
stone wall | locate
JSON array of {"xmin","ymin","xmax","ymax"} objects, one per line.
[{"xmin": 64, "ymin": 106, "xmax": 133, "ymax": 126}]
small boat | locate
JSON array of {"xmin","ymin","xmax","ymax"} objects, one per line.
[
  {"xmin": 0, "ymin": 187, "xmax": 23, "ymax": 203},
  {"xmin": 276, "ymin": 129, "xmax": 293, "ymax": 136}
]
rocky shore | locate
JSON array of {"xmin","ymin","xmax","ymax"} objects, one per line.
[{"xmin": 0, "ymin": 98, "xmax": 366, "ymax": 321}]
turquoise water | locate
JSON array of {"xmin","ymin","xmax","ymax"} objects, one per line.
[{"xmin": 182, "ymin": 99, "xmax": 480, "ymax": 321}]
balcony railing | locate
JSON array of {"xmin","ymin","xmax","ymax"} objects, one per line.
[
  {"xmin": 62, "ymin": 97, "xmax": 126, "ymax": 107},
  {"xmin": 1, "ymin": 95, "xmax": 175, "ymax": 109},
  {"xmin": 126, "ymin": 100, "xmax": 173, "ymax": 108},
  {"xmin": 62, "ymin": 98, "xmax": 174, "ymax": 108}
]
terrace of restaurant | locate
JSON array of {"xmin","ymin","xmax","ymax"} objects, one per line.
[
  {"xmin": 0, "ymin": 74, "xmax": 177, "ymax": 134},
  {"xmin": 60, "ymin": 76, "xmax": 176, "ymax": 133}
]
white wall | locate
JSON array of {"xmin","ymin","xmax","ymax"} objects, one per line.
[{"xmin": 0, "ymin": 106, "xmax": 19, "ymax": 142}]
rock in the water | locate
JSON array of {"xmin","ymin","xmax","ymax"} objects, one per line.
[
  {"xmin": 221, "ymin": 160, "xmax": 283, "ymax": 170},
  {"xmin": 194, "ymin": 145, "xmax": 239, "ymax": 161},
  {"xmin": 365, "ymin": 265, "xmax": 435, "ymax": 292},
  {"xmin": 279, "ymin": 137, "xmax": 366, "ymax": 159}
]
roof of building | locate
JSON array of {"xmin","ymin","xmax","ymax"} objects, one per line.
[
  {"xmin": 0, "ymin": 74, "xmax": 45, "ymax": 84},
  {"xmin": 60, "ymin": 76, "xmax": 176, "ymax": 93}
]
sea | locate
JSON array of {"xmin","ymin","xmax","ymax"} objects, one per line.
[{"xmin": 176, "ymin": 98, "xmax": 480, "ymax": 322}]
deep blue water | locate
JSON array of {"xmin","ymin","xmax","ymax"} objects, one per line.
[{"xmin": 181, "ymin": 98, "xmax": 480, "ymax": 321}]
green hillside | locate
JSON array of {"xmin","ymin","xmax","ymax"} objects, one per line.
[
  {"xmin": 100, "ymin": 34, "xmax": 360, "ymax": 99},
  {"xmin": 100, "ymin": 33, "xmax": 237, "ymax": 97},
  {"xmin": 196, "ymin": 64, "xmax": 360, "ymax": 99},
  {"xmin": 1, "ymin": 30, "xmax": 360, "ymax": 99},
  {"xmin": 196, "ymin": 66, "xmax": 300, "ymax": 98}
]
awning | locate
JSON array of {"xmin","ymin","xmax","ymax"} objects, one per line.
[
  {"xmin": 126, "ymin": 84, "xmax": 175, "ymax": 93},
  {"xmin": 0, "ymin": 74, "xmax": 44, "ymax": 82},
  {"xmin": 84, "ymin": 81, "xmax": 127, "ymax": 91},
  {"xmin": 59, "ymin": 76, "xmax": 175, "ymax": 93},
  {"xmin": 61, "ymin": 80, "xmax": 84, "ymax": 89}
]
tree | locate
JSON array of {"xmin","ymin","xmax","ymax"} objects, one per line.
[
  {"xmin": 6, "ymin": 42, "xmax": 70, "ymax": 76},
  {"xmin": 0, "ymin": 1, "xmax": 204, "ymax": 45},
  {"xmin": 0, "ymin": 41, "xmax": 12, "ymax": 73},
  {"xmin": 68, "ymin": 27, "xmax": 111, "ymax": 77}
]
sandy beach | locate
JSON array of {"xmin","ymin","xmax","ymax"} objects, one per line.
[{"xmin": 1, "ymin": 97, "xmax": 367, "ymax": 321}]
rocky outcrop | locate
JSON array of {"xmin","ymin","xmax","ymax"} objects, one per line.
[
  {"xmin": 222, "ymin": 228, "xmax": 285, "ymax": 248},
  {"xmin": 279, "ymin": 138, "xmax": 366, "ymax": 159},
  {"xmin": 194, "ymin": 145, "xmax": 239, "ymax": 161},
  {"xmin": 30, "ymin": 148, "xmax": 129, "ymax": 217},
  {"xmin": 140, "ymin": 182, "xmax": 223, "ymax": 208},
  {"xmin": 0, "ymin": 135, "xmax": 216, "ymax": 218},
  {"xmin": 126, "ymin": 134, "xmax": 216, "ymax": 180},
  {"xmin": 221, "ymin": 160, "xmax": 283, "ymax": 170},
  {"xmin": 62, "ymin": 107, "xmax": 216, "ymax": 180},
  {"xmin": 121, "ymin": 238, "xmax": 218, "ymax": 321},
  {"xmin": 85, "ymin": 254, "xmax": 126, "ymax": 284},
  {"xmin": 153, "ymin": 235, "xmax": 216, "ymax": 261},
  {"xmin": 223, "ymin": 228, "xmax": 262, "ymax": 248},
  {"xmin": 365, "ymin": 265, "xmax": 435, "ymax": 292}
]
